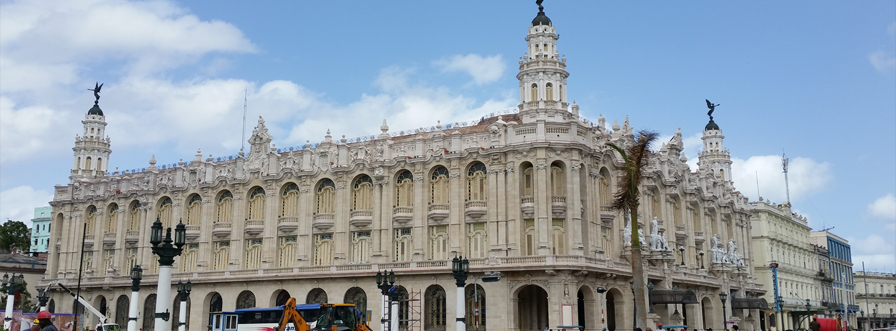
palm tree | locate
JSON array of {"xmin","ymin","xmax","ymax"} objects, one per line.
[{"xmin": 607, "ymin": 129, "xmax": 659, "ymax": 330}]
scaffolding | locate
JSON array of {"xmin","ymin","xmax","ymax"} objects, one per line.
[{"xmin": 382, "ymin": 289, "xmax": 421, "ymax": 331}]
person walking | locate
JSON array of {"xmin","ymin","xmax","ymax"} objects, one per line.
[
  {"xmin": 36, "ymin": 311, "xmax": 58, "ymax": 331},
  {"xmin": 810, "ymin": 315, "xmax": 822, "ymax": 331}
]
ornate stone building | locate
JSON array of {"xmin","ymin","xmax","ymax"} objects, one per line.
[
  {"xmin": 855, "ymin": 271, "xmax": 896, "ymax": 329},
  {"xmin": 42, "ymin": 3, "xmax": 764, "ymax": 331}
]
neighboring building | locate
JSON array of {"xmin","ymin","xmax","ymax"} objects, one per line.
[
  {"xmin": 750, "ymin": 200, "xmax": 827, "ymax": 331},
  {"xmin": 811, "ymin": 231, "xmax": 858, "ymax": 328},
  {"xmin": 43, "ymin": 3, "xmax": 766, "ymax": 331},
  {"xmin": 854, "ymin": 271, "xmax": 896, "ymax": 329},
  {"xmin": 0, "ymin": 252, "xmax": 48, "ymax": 310},
  {"xmin": 30, "ymin": 206, "xmax": 52, "ymax": 254},
  {"xmin": 813, "ymin": 244, "xmax": 835, "ymax": 314}
]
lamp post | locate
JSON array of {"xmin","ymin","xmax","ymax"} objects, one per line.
[
  {"xmin": 150, "ymin": 218, "xmax": 186, "ymax": 331},
  {"xmin": 596, "ymin": 287, "xmax": 608, "ymax": 331},
  {"xmin": 699, "ymin": 251, "xmax": 705, "ymax": 269},
  {"xmin": 36, "ymin": 287, "xmax": 50, "ymax": 312},
  {"xmin": 860, "ymin": 310, "xmax": 864, "ymax": 331},
  {"xmin": 720, "ymin": 292, "xmax": 728, "ymax": 330},
  {"xmin": 176, "ymin": 280, "xmax": 192, "ymax": 331},
  {"xmin": 127, "ymin": 265, "xmax": 142, "ymax": 331},
  {"xmin": 452, "ymin": 256, "xmax": 470, "ymax": 331},
  {"xmin": 376, "ymin": 270, "xmax": 397, "ymax": 331},
  {"xmin": 679, "ymin": 246, "xmax": 686, "ymax": 266},
  {"xmin": 805, "ymin": 299, "xmax": 811, "ymax": 330},
  {"xmin": 2, "ymin": 273, "xmax": 24, "ymax": 330}
]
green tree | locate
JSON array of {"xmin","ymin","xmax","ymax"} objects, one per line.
[
  {"xmin": 0, "ymin": 277, "xmax": 37, "ymax": 312},
  {"xmin": 607, "ymin": 130, "xmax": 659, "ymax": 331},
  {"xmin": 0, "ymin": 220, "xmax": 31, "ymax": 252}
]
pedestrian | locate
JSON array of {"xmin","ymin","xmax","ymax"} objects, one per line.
[
  {"xmin": 36, "ymin": 311, "xmax": 58, "ymax": 331},
  {"xmin": 31, "ymin": 319, "xmax": 41, "ymax": 331},
  {"xmin": 810, "ymin": 316, "xmax": 822, "ymax": 331},
  {"xmin": 733, "ymin": 325, "xmax": 739, "ymax": 331}
]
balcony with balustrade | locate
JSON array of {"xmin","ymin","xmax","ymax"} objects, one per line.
[
  {"xmin": 350, "ymin": 210, "xmax": 374, "ymax": 228},
  {"xmin": 245, "ymin": 219, "xmax": 264, "ymax": 236},
  {"xmin": 520, "ymin": 196, "xmax": 535, "ymax": 218},
  {"xmin": 84, "ymin": 234, "xmax": 95, "ymax": 248},
  {"xmin": 392, "ymin": 207, "xmax": 412, "ymax": 226},
  {"xmin": 102, "ymin": 232, "xmax": 117, "ymax": 245},
  {"xmin": 212, "ymin": 222, "xmax": 232, "ymax": 239},
  {"xmin": 185, "ymin": 225, "xmax": 200, "ymax": 241},
  {"xmin": 427, "ymin": 203, "xmax": 449, "ymax": 223},
  {"xmin": 278, "ymin": 216, "xmax": 299, "ymax": 233},
  {"xmin": 675, "ymin": 225, "xmax": 688, "ymax": 241},
  {"xmin": 465, "ymin": 200, "xmax": 487, "ymax": 220},
  {"xmin": 551, "ymin": 195, "xmax": 566, "ymax": 217},
  {"xmin": 313, "ymin": 213, "xmax": 335, "ymax": 232},
  {"xmin": 125, "ymin": 230, "xmax": 139, "ymax": 244}
]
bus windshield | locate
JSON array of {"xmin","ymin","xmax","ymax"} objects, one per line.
[{"xmin": 238, "ymin": 309, "xmax": 283, "ymax": 324}]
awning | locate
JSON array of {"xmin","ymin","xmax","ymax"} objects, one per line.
[
  {"xmin": 649, "ymin": 289, "xmax": 699, "ymax": 305},
  {"xmin": 731, "ymin": 298, "xmax": 770, "ymax": 310}
]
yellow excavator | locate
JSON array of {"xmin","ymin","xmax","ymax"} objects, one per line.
[{"xmin": 276, "ymin": 299, "xmax": 371, "ymax": 331}]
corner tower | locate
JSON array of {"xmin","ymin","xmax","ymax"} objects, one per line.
[
  {"xmin": 697, "ymin": 103, "xmax": 732, "ymax": 182},
  {"xmin": 71, "ymin": 84, "xmax": 111, "ymax": 180},
  {"xmin": 517, "ymin": 0, "xmax": 570, "ymax": 122}
]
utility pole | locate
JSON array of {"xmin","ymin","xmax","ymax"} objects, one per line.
[{"xmin": 782, "ymin": 153, "xmax": 791, "ymax": 204}]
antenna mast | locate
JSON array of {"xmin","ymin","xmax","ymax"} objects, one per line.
[
  {"xmin": 755, "ymin": 171, "xmax": 761, "ymax": 200},
  {"xmin": 782, "ymin": 152, "xmax": 790, "ymax": 204},
  {"xmin": 241, "ymin": 86, "xmax": 248, "ymax": 155}
]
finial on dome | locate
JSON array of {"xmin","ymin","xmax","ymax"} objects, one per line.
[
  {"xmin": 149, "ymin": 154, "xmax": 157, "ymax": 166},
  {"xmin": 381, "ymin": 119, "xmax": 389, "ymax": 133}
]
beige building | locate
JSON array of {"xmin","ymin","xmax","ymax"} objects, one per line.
[
  {"xmin": 42, "ymin": 3, "xmax": 765, "ymax": 331},
  {"xmin": 855, "ymin": 271, "xmax": 896, "ymax": 329},
  {"xmin": 750, "ymin": 200, "xmax": 829, "ymax": 331}
]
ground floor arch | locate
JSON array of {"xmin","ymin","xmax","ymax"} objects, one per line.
[
  {"xmin": 702, "ymin": 297, "xmax": 716, "ymax": 330},
  {"xmin": 577, "ymin": 285, "xmax": 598, "ymax": 331},
  {"xmin": 517, "ymin": 285, "xmax": 549, "ymax": 331}
]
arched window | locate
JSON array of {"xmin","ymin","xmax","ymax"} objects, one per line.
[
  {"xmin": 424, "ymin": 285, "xmax": 447, "ymax": 330},
  {"xmin": 352, "ymin": 176, "xmax": 373, "ymax": 211},
  {"xmin": 550, "ymin": 164, "xmax": 564, "ymax": 196},
  {"xmin": 395, "ymin": 171, "xmax": 414, "ymax": 207},
  {"xmin": 552, "ymin": 219, "xmax": 566, "ymax": 255},
  {"xmin": 128, "ymin": 201, "xmax": 141, "ymax": 231},
  {"xmin": 85, "ymin": 206, "xmax": 97, "ymax": 235},
  {"xmin": 213, "ymin": 242, "xmax": 229, "ymax": 270},
  {"xmin": 395, "ymin": 286, "xmax": 410, "ymax": 329},
  {"xmin": 97, "ymin": 158, "xmax": 103, "ymax": 172},
  {"xmin": 599, "ymin": 168, "xmax": 611, "ymax": 211},
  {"xmin": 171, "ymin": 297, "xmax": 191, "ymax": 331},
  {"xmin": 344, "ymin": 288, "xmax": 367, "ymax": 317},
  {"xmin": 85, "ymin": 157, "xmax": 93, "ymax": 171},
  {"xmin": 236, "ymin": 291, "xmax": 256, "ymax": 310},
  {"xmin": 525, "ymin": 219, "xmax": 536, "ymax": 256},
  {"xmin": 143, "ymin": 294, "xmax": 156, "ymax": 331},
  {"xmin": 278, "ymin": 236, "xmax": 297, "ymax": 267},
  {"xmin": 394, "ymin": 228, "xmax": 412, "ymax": 262},
  {"xmin": 466, "ymin": 163, "xmax": 487, "ymax": 201},
  {"xmin": 523, "ymin": 165, "xmax": 534, "ymax": 196},
  {"xmin": 467, "ymin": 223, "xmax": 487, "ymax": 258},
  {"xmin": 351, "ymin": 231, "xmax": 371, "ymax": 263},
  {"xmin": 316, "ymin": 179, "xmax": 336, "ymax": 214},
  {"xmin": 430, "ymin": 166, "xmax": 450, "ymax": 204},
  {"xmin": 158, "ymin": 197, "xmax": 173, "ymax": 228},
  {"xmin": 106, "ymin": 204, "xmax": 118, "ymax": 233},
  {"xmin": 115, "ymin": 295, "xmax": 129, "ymax": 327},
  {"xmin": 247, "ymin": 187, "xmax": 265, "ymax": 220},
  {"xmin": 245, "ymin": 239, "xmax": 262, "ymax": 269},
  {"xmin": 530, "ymin": 83, "xmax": 538, "ymax": 101},
  {"xmin": 216, "ymin": 191, "xmax": 233, "ymax": 223},
  {"xmin": 559, "ymin": 85, "xmax": 563, "ymax": 102},
  {"xmin": 180, "ymin": 244, "xmax": 198, "ymax": 272},
  {"xmin": 186, "ymin": 195, "xmax": 201, "ymax": 226},
  {"xmin": 281, "ymin": 183, "xmax": 300, "ymax": 217},
  {"xmin": 314, "ymin": 233, "xmax": 334, "ymax": 265},
  {"xmin": 306, "ymin": 289, "xmax": 328, "ymax": 304},
  {"xmin": 546, "ymin": 83, "xmax": 553, "ymax": 101},
  {"xmin": 75, "ymin": 157, "xmax": 81, "ymax": 170}
]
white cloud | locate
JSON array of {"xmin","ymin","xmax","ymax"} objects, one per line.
[
  {"xmin": 869, "ymin": 50, "xmax": 896, "ymax": 73},
  {"xmin": 850, "ymin": 233, "xmax": 896, "ymax": 272},
  {"xmin": 868, "ymin": 193, "xmax": 896, "ymax": 220},
  {"xmin": 0, "ymin": 186, "xmax": 53, "ymax": 227},
  {"xmin": 730, "ymin": 155, "xmax": 831, "ymax": 203},
  {"xmin": 434, "ymin": 54, "xmax": 506, "ymax": 85}
]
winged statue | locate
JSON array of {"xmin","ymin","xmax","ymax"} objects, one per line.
[{"xmin": 89, "ymin": 82, "xmax": 103, "ymax": 103}]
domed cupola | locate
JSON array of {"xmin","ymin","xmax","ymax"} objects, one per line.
[
  {"xmin": 87, "ymin": 104, "xmax": 104, "ymax": 116},
  {"xmin": 531, "ymin": 0, "xmax": 552, "ymax": 26},
  {"xmin": 704, "ymin": 118, "xmax": 719, "ymax": 131}
]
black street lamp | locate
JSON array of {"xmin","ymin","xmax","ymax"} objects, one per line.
[
  {"xmin": 36, "ymin": 287, "xmax": 50, "ymax": 311},
  {"xmin": 720, "ymin": 292, "xmax": 728, "ymax": 330},
  {"xmin": 2, "ymin": 273, "xmax": 24, "ymax": 329},
  {"xmin": 679, "ymin": 246, "xmax": 686, "ymax": 266},
  {"xmin": 699, "ymin": 251, "xmax": 705, "ymax": 269},
  {"xmin": 861, "ymin": 310, "xmax": 864, "ymax": 331},
  {"xmin": 873, "ymin": 308, "xmax": 877, "ymax": 329},
  {"xmin": 150, "ymin": 217, "xmax": 186, "ymax": 331},
  {"xmin": 376, "ymin": 270, "xmax": 396, "ymax": 331},
  {"xmin": 128, "ymin": 265, "xmax": 142, "ymax": 331},
  {"xmin": 452, "ymin": 256, "xmax": 470, "ymax": 331},
  {"xmin": 176, "ymin": 280, "xmax": 192, "ymax": 331}
]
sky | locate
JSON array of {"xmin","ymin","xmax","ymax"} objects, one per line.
[{"xmin": 1, "ymin": 0, "xmax": 894, "ymax": 270}]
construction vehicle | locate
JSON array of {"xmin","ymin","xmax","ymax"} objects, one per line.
[
  {"xmin": 312, "ymin": 303, "xmax": 371, "ymax": 331},
  {"xmin": 47, "ymin": 282, "xmax": 121, "ymax": 331}
]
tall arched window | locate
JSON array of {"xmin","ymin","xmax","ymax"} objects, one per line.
[
  {"xmin": 247, "ymin": 187, "xmax": 265, "ymax": 220},
  {"xmin": 429, "ymin": 225, "xmax": 449, "ymax": 260},
  {"xmin": 128, "ymin": 201, "xmax": 141, "ymax": 231},
  {"xmin": 97, "ymin": 158, "xmax": 103, "ymax": 172},
  {"xmin": 158, "ymin": 197, "xmax": 173, "ymax": 228},
  {"xmin": 530, "ymin": 83, "xmax": 538, "ymax": 101},
  {"xmin": 523, "ymin": 165, "xmax": 534, "ymax": 196},
  {"xmin": 180, "ymin": 244, "xmax": 198, "ymax": 272},
  {"xmin": 395, "ymin": 171, "xmax": 413, "ymax": 207},
  {"xmin": 467, "ymin": 223, "xmax": 487, "ymax": 258},
  {"xmin": 465, "ymin": 284, "xmax": 487, "ymax": 331},
  {"xmin": 316, "ymin": 179, "xmax": 336, "ymax": 214},
  {"xmin": 314, "ymin": 233, "xmax": 334, "ymax": 265},
  {"xmin": 424, "ymin": 285, "xmax": 447, "ymax": 331},
  {"xmin": 278, "ymin": 236, "xmax": 297, "ymax": 267},
  {"xmin": 106, "ymin": 204, "xmax": 118, "ymax": 233},
  {"xmin": 186, "ymin": 195, "xmax": 201, "ymax": 226},
  {"xmin": 430, "ymin": 166, "xmax": 449, "ymax": 204},
  {"xmin": 245, "ymin": 239, "xmax": 262, "ymax": 269},
  {"xmin": 216, "ymin": 191, "xmax": 233, "ymax": 224},
  {"xmin": 552, "ymin": 219, "xmax": 566, "ymax": 255},
  {"xmin": 546, "ymin": 83, "xmax": 553, "ymax": 100},
  {"xmin": 394, "ymin": 228, "xmax": 412, "ymax": 262},
  {"xmin": 550, "ymin": 164, "xmax": 564, "ymax": 197},
  {"xmin": 559, "ymin": 85, "xmax": 563, "ymax": 102},
  {"xmin": 281, "ymin": 183, "xmax": 300, "ymax": 217},
  {"xmin": 599, "ymin": 168, "xmax": 611, "ymax": 211},
  {"xmin": 353, "ymin": 176, "xmax": 373, "ymax": 211},
  {"xmin": 85, "ymin": 206, "xmax": 97, "ymax": 235},
  {"xmin": 525, "ymin": 219, "xmax": 536, "ymax": 256},
  {"xmin": 466, "ymin": 163, "xmax": 487, "ymax": 201},
  {"xmin": 85, "ymin": 157, "xmax": 93, "ymax": 171}
]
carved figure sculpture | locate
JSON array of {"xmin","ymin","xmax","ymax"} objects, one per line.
[
  {"xmin": 623, "ymin": 212, "xmax": 632, "ymax": 247},
  {"xmin": 650, "ymin": 217, "xmax": 670, "ymax": 251},
  {"xmin": 711, "ymin": 234, "xmax": 722, "ymax": 264}
]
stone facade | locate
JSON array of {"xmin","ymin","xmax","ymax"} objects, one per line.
[
  {"xmin": 42, "ymin": 4, "xmax": 765, "ymax": 331},
  {"xmin": 855, "ymin": 271, "xmax": 896, "ymax": 329}
]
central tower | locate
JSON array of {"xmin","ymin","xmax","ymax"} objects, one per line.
[{"xmin": 517, "ymin": 0, "xmax": 570, "ymax": 122}]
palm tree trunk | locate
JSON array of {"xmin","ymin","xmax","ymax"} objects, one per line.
[{"xmin": 631, "ymin": 209, "xmax": 649, "ymax": 330}]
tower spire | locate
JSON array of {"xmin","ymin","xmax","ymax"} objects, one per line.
[
  {"xmin": 517, "ymin": 0, "xmax": 569, "ymax": 122},
  {"xmin": 72, "ymin": 83, "xmax": 112, "ymax": 180}
]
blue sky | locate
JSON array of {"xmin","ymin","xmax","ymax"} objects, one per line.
[{"xmin": 1, "ymin": 0, "xmax": 893, "ymax": 270}]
